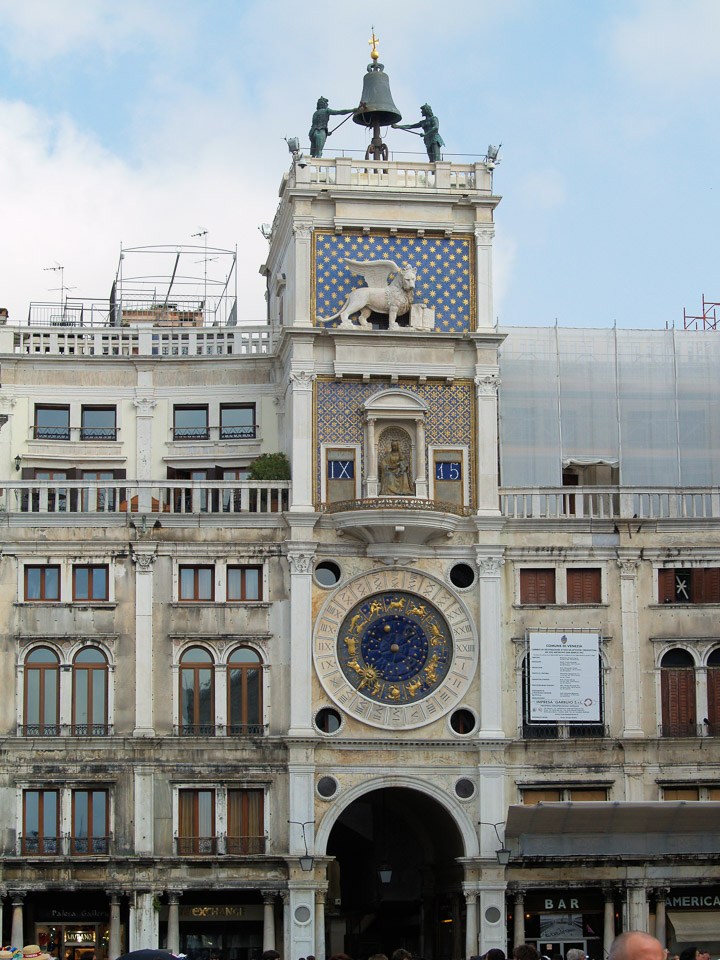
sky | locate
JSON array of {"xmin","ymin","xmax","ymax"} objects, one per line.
[{"xmin": 0, "ymin": 0, "xmax": 719, "ymax": 329}]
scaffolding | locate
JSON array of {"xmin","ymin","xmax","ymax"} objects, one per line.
[{"xmin": 683, "ymin": 295, "xmax": 720, "ymax": 330}]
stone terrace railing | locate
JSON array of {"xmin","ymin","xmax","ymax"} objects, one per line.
[
  {"xmin": 8, "ymin": 324, "xmax": 273, "ymax": 357},
  {"xmin": 500, "ymin": 486, "xmax": 720, "ymax": 520},
  {"xmin": 292, "ymin": 156, "xmax": 492, "ymax": 192},
  {"xmin": 2, "ymin": 480, "xmax": 290, "ymax": 516}
]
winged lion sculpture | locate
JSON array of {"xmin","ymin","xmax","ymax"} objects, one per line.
[{"xmin": 320, "ymin": 259, "xmax": 417, "ymax": 329}]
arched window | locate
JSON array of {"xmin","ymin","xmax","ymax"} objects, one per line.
[
  {"xmin": 707, "ymin": 648, "xmax": 720, "ymax": 736},
  {"xmin": 180, "ymin": 647, "xmax": 214, "ymax": 736},
  {"xmin": 72, "ymin": 648, "xmax": 109, "ymax": 736},
  {"xmin": 661, "ymin": 649, "xmax": 696, "ymax": 737},
  {"xmin": 227, "ymin": 648, "xmax": 263, "ymax": 735},
  {"xmin": 24, "ymin": 647, "xmax": 60, "ymax": 736}
]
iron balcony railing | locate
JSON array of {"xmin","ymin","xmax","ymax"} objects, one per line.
[
  {"xmin": 521, "ymin": 723, "xmax": 609, "ymax": 740},
  {"xmin": 176, "ymin": 835, "xmax": 266, "ymax": 856},
  {"xmin": 171, "ymin": 424, "xmax": 258, "ymax": 441},
  {"xmin": 19, "ymin": 723, "xmax": 113, "ymax": 737},
  {"xmin": 659, "ymin": 722, "xmax": 704, "ymax": 738},
  {"xmin": 32, "ymin": 425, "xmax": 118, "ymax": 441},
  {"xmin": 174, "ymin": 723, "xmax": 267, "ymax": 737}
]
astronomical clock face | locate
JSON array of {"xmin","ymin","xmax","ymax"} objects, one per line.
[{"xmin": 313, "ymin": 569, "xmax": 477, "ymax": 730}]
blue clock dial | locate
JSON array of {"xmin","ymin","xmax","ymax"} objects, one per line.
[{"xmin": 337, "ymin": 591, "xmax": 452, "ymax": 704}]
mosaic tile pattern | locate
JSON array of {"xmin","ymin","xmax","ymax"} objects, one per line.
[
  {"xmin": 315, "ymin": 378, "xmax": 474, "ymax": 505},
  {"xmin": 313, "ymin": 231, "xmax": 474, "ymax": 333}
]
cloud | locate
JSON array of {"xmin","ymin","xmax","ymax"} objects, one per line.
[
  {"xmin": 609, "ymin": 0, "xmax": 720, "ymax": 94},
  {"xmin": 0, "ymin": 99, "xmax": 274, "ymax": 322},
  {"xmin": 0, "ymin": 0, "xmax": 188, "ymax": 62},
  {"xmin": 514, "ymin": 169, "xmax": 567, "ymax": 211}
]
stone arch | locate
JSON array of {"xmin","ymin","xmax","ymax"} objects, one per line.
[{"xmin": 315, "ymin": 774, "xmax": 479, "ymax": 858}]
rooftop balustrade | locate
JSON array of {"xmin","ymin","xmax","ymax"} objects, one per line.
[
  {"xmin": 290, "ymin": 156, "xmax": 492, "ymax": 192},
  {"xmin": 500, "ymin": 486, "xmax": 720, "ymax": 520},
  {"xmin": 2, "ymin": 479, "xmax": 290, "ymax": 516}
]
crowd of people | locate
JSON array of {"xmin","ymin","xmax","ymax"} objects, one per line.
[{"xmin": 269, "ymin": 933, "xmax": 714, "ymax": 960}]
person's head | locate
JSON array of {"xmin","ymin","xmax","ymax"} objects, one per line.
[
  {"xmin": 513, "ymin": 947, "xmax": 539, "ymax": 960},
  {"xmin": 391, "ymin": 951, "xmax": 412, "ymax": 960},
  {"xmin": 487, "ymin": 950, "xmax": 506, "ymax": 960},
  {"xmin": 369, "ymin": 955, "xmax": 388, "ymax": 960},
  {"xmin": 567, "ymin": 950, "xmax": 585, "ymax": 960},
  {"xmin": 678, "ymin": 949, "xmax": 699, "ymax": 960},
  {"xmin": 609, "ymin": 933, "xmax": 664, "ymax": 960},
  {"xmin": 262, "ymin": 952, "xmax": 280, "ymax": 960}
]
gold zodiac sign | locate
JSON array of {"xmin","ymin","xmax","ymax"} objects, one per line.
[
  {"xmin": 344, "ymin": 635, "xmax": 358, "ymax": 656},
  {"xmin": 387, "ymin": 597, "xmax": 405, "ymax": 612},
  {"xmin": 406, "ymin": 602, "xmax": 426, "ymax": 617},
  {"xmin": 388, "ymin": 685, "xmax": 401, "ymax": 700},
  {"xmin": 369, "ymin": 599, "xmax": 383, "ymax": 616},
  {"xmin": 371, "ymin": 680, "xmax": 382, "ymax": 696},
  {"xmin": 348, "ymin": 661, "xmax": 380, "ymax": 690},
  {"xmin": 427, "ymin": 620, "xmax": 446, "ymax": 645},
  {"xmin": 406, "ymin": 677, "xmax": 423, "ymax": 697}
]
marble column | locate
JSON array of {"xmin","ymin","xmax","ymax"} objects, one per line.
[
  {"xmin": 465, "ymin": 891, "xmax": 479, "ymax": 959},
  {"xmin": 618, "ymin": 555, "xmax": 645, "ymax": 737},
  {"xmin": 292, "ymin": 222, "xmax": 313, "ymax": 327},
  {"xmin": 474, "ymin": 225, "xmax": 495, "ymax": 329},
  {"xmin": 286, "ymin": 548, "xmax": 316, "ymax": 735},
  {"xmin": 263, "ymin": 892, "xmax": 276, "ymax": 951},
  {"xmin": 475, "ymin": 373, "xmax": 501, "ymax": 515},
  {"xmin": 655, "ymin": 890, "xmax": 668, "ymax": 949},
  {"xmin": 131, "ymin": 548, "xmax": 157, "ymax": 736},
  {"xmin": 603, "ymin": 888, "xmax": 616, "ymax": 957},
  {"xmin": 365, "ymin": 416, "xmax": 378, "ymax": 496},
  {"xmin": 129, "ymin": 892, "xmax": 158, "ymax": 950},
  {"xmin": 288, "ymin": 370, "xmax": 316, "ymax": 510},
  {"xmin": 476, "ymin": 550, "xmax": 506, "ymax": 738},
  {"xmin": 513, "ymin": 890, "xmax": 525, "ymax": 948},
  {"xmin": 315, "ymin": 889, "xmax": 326, "ymax": 960},
  {"xmin": 11, "ymin": 895, "xmax": 24, "ymax": 949},
  {"xmin": 414, "ymin": 416, "xmax": 428, "ymax": 498},
  {"xmin": 626, "ymin": 883, "xmax": 649, "ymax": 932},
  {"xmin": 108, "ymin": 893, "xmax": 122, "ymax": 960},
  {"xmin": 133, "ymin": 395, "xmax": 156, "ymax": 513},
  {"xmin": 167, "ymin": 892, "xmax": 181, "ymax": 956}
]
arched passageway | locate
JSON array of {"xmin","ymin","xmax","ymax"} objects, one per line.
[{"xmin": 325, "ymin": 787, "xmax": 466, "ymax": 960}]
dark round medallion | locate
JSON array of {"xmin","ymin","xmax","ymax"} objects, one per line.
[{"xmin": 361, "ymin": 614, "xmax": 429, "ymax": 681}]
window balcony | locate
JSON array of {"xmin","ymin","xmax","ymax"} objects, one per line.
[
  {"xmin": 30, "ymin": 425, "xmax": 119, "ymax": 442},
  {"xmin": 70, "ymin": 835, "xmax": 111, "ymax": 855},
  {"xmin": 173, "ymin": 724, "xmax": 268, "ymax": 737},
  {"xmin": 176, "ymin": 836, "xmax": 218, "ymax": 855},
  {"xmin": 175, "ymin": 835, "xmax": 266, "ymax": 856},
  {"xmin": 322, "ymin": 496, "xmax": 469, "ymax": 544},
  {"xmin": 171, "ymin": 424, "xmax": 258, "ymax": 442},
  {"xmin": 659, "ymin": 722, "xmax": 703, "ymax": 738},
  {"xmin": 19, "ymin": 723, "xmax": 113, "ymax": 737},
  {"xmin": 521, "ymin": 723, "xmax": 609, "ymax": 740},
  {"xmin": 21, "ymin": 835, "xmax": 61, "ymax": 855}
]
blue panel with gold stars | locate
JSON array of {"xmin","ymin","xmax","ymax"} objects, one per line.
[{"xmin": 313, "ymin": 229, "xmax": 475, "ymax": 333}]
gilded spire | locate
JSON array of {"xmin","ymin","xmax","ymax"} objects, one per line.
[{"xmin": 368, "ymin": 28, "xmax": 379, "ymax": 61}]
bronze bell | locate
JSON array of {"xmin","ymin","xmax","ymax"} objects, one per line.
[{"xmin": 354, "ymin": 61, "xmax": 402, "ymax": 128}]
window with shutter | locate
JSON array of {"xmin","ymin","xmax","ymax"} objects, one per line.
[
  {"xmin": 707, "ymin": 650, "xmax": 720, "ymax": 735},
  {"xmin": 661, "ymin": 649, "xmax": 696, "ymax": 736},
  {"xmin": 659, "ymin": 568, "xmax": 720, "ymax": 603},
  {"xmin": 567, "ymin": 568, "xmax": 601, "ymax": 604},
  {"xmin": 519, "ymin": 569, "xmax": 556, "ymax": 604}
]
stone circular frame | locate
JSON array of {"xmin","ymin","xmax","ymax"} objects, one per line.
[{"xmin": 313, "ymin": 568, "xmax": 477, "ymax": 730}]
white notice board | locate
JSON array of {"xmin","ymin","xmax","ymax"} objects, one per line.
[{"xmin": 529, "ymin": 632, "xmax": 601, "ymax": 722}]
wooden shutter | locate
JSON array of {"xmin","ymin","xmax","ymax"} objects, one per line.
[
  {"xmin": 708, "ymin": 667, "xmax": 720, "ymax": 730},
  {"xmin": 520, "ymin": 569, "xmax": 555, "ymax": 604},
  {"xmin": 658, "ymin": 569, "xmax": 675, "ymax": 603},
  {"xmin": 523, "ymin": 788, "xmax": 562, "ymax": 805},
  {"xmin": 661, "ymin": 667, "xmax": 696, "ymax": 732},
  {"xmin": 567, "ymin": 568, "xmax": 601, "ymax": 604},
  {"xmin": 703, "ymin": 568, "xmax": 720, "ymax": 603},
  {"xmin": 663, "ymin": 787, "xmax": 699, "ymax": 801}
]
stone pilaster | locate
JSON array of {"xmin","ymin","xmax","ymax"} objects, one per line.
[
  {"xmin": 132, "ymin": 547, "xmax": 157, "ymax": 736},
  {"xmin": 617, "ymin": 554, "xmax": 644, "ymax": 737},
  {"xmin": 475, "ymin": 373, "xmax": 501, "ymax": 515},
  {"xmin": 476, "ymin": 549, "xmax": 505, "ymax": 737},
  {"xmin": 288, "ymin": 371, "xmax": 316, "ymax": 511},
  {"xmin": 474, "ymin": 226, "xmax": 495, "ymax": 329}
]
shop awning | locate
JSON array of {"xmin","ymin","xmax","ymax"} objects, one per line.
[
  {"xmin": 505, "ymin": 802, "xmax": 720, "ymax": 858},
  {"xmin": 668, "ymin": 911, "xmax": 720, "ymax": 941}
]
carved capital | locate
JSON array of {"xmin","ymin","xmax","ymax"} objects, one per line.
[
  {"xmin": 287, "ymin": 551, "xmax": 314, "ymax": 574},
  {"xmin": 262, "ymin": 891, "xmax": 277, "ymax": 906},
  {"xmin": 166, "ymin": 890, "xmax": 182, "ymax": 904},
  {"xmin": 0, "ymin": 396, "xmax": 16, "ymax": 413},
  {"xmin": 477, "ymin": 555, "xmax": 505, "ymax": 576},
  {"xmin": 617, "ymin": 558, "xmax": 639, "ymax": 577},
  {"xmin": 132, "ymin": 550, "xmax": 157, "ymax": 572},
  {"xmin": 133, "ymin": 397, "xmax": 157, "ymax": 415},
  {"xmin": 474, "ymin": 374, "xmax": 501, "ymax": 396},
  {"xmin": 293, "ymin": 223, "xmax": 313, "ymax": 240},
  {"xmin": 289, "ymin": 371, "xmax": 316, "ymax": 390},
  {"xmin": 474, "ymin": 226, "xmax": 495, "ymax": 244}
]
